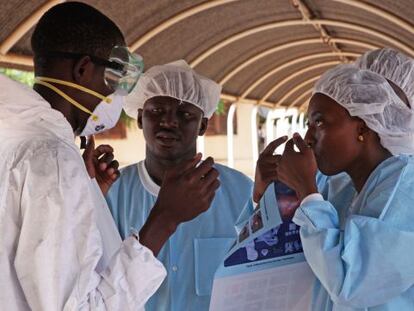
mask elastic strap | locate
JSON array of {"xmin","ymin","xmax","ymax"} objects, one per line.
[
  {"xmin": 35, "ymin": 77, "xmax": 112, "ymax": 104},
  {"xmin": 34, "ymin": 78, "xmax": 99, "ymax": 121}
]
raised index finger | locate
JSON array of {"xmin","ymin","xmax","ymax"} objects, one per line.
[
  {"xmin": 282, "ymin": 138, "xmax": 296, "ymax": 156},
  {"xmin": 262, "ymin": 136, "xmax": 288, "ymax": 155},
  {"xmin": 292, "ymin": 133, "xmax": 310, "ymax": 154},
  {"xmin": 83, "ymin": 136, "xmax": 95, "ymax": 156},
  {"xmin": 188, "ymin": 156, "xmax": 216, "ymax": 180}
]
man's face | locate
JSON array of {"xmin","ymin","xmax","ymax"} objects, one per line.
[
  {"xmin": 138, "ymin": 96, "xmax": 207, "ymax": 161},
  {"xmin": 305, "ymin": 93, "xmax": 363, "ymax": 175},
  {"xmin": 70, "ymin": 57, "xmax": 116, "ymax": 135},
  {"xmin": 89, "ymin": 64, "xmax": 114, "ymax": 97},
  {"xmin": 75, "ymin": 43, "xmax": 126, "ymax": 131}
]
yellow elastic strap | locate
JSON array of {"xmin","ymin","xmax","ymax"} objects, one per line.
[
  {"xmin": 35, "ymin": 78, "xmax": 99, "ymax": 121},
  {"xmin": 35, "ymin": 76, "xmax": 112, "ymax": 104}
]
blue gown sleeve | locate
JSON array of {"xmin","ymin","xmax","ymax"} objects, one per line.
[
  {"xmin": 293, "ymin": 182, "xmax": 414, "ymax": 308},
  {"xmin": 105, "ymin": 178, "xmax": 120, "ymax": 220}
]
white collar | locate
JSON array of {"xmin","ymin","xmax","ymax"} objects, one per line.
[
  {"xmin": 0, "ymin": 75, "xmax": 75, "ymax": 144},
  {"xmin": 137, "ymin": 161, "xmax": 160, "ymax": 196},
  {"xmin": 137, "ymin": 159, "xmax": 207, "ymax": 197}
]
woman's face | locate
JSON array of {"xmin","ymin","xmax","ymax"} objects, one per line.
[{"xmin": 305, "ymin": 93, "xmax": 364, "ymax": 175}]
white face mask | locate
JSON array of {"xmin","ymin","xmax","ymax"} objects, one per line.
[
  {"xmin": 34, "ymin": 77, "xmax": 125, "ymax": 137},
  {"xmin": 80, "ymin": 92, "xmax": 124, "ymax": 136}
]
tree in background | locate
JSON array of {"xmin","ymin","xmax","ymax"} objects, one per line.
[{"xmin": 0, "ymin": 68, "xmax": 34, "ymax": 86}]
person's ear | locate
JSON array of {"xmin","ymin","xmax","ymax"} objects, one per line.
[
  {"xmin": 72, "ymin": 56, "xmax": 93, "ymax": 84},
  {"xmin": 137, "ymin": 109, "xmax": 144, "ymax": 129},
  {"xmin": 199, "ymin": 117, "xmax": 209, "ymax": 136}
]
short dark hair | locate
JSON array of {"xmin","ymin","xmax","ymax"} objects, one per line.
[{"xmin": 32, "ymin": 2, "xmax": 125, "ymax": 70}]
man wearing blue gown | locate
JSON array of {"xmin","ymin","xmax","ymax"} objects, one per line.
[{"xmin": 106, "ymin": 60, "xmax": 253, "ymax": 310}]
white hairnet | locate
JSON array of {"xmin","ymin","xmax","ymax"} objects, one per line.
[
  {"xmin": 355, "ymin": 48, "xmax": 414, "ymax": 107},
  {"xmin": 313, "ymin": 64, "xmax": 414, "ymax": 155},
  {"xmin": 124, "ymin": 60, "xmax": 221, "ymax": 118}
]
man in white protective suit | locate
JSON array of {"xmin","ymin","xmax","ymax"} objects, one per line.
[{"xmin": 0, "ymin": 2, "xmax": 220, "ymax": 310}]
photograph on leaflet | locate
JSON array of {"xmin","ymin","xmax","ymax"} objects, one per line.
[
  {"xmin": 224, "ymin": 182, "xmax": 301, "ymax": 267},
  {"xmin": 250, "ymin": 210, "xmax": 263, "ymax": 233},
  {"xmin": 238, "ymin": 223, "xmax": 250, "ymax": 243}
]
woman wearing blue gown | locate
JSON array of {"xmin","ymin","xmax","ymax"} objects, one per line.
[{"xmin": 255, "ymin": 49, "xmax": 414, "ymax": 310}]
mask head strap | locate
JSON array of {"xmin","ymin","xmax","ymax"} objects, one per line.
[{"xmin": 34, "ymin": 76, "xmax": 111, "ymax": 121}]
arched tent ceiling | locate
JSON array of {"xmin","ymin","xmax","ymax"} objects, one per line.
[{"xmin": 0, "ymin": 0, "xmax": 413, "ymax": 110}]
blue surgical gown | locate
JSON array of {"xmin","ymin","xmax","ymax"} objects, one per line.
[
  {"xmin": 293, "ymin": 155, "xmax": 414, "ymax": 310},
  {"xmin": 106, "ymin": 161, "xmax": 253, "ymax": 311}
]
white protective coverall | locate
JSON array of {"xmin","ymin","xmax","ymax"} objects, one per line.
[{"xmin": 0, "ymin": 74, "xmax": 166, "ymax": 310}]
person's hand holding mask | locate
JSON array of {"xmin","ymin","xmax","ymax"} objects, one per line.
[
  {"xmin": 277, "ymin": 133, "xmax": 318, "ymax": 201},
  {"xmin": 253, "ymin": 136, "xmax": 288, "ymax": 202}
]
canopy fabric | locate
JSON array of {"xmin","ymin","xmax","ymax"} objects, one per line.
[{"xmin": 0, "ymin": 0, "xmax": 413, "ymax": 109}]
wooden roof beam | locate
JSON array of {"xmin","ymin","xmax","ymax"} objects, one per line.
[
  {"xmin": 260, "ymin": 60, "xmax": 341, "ymax": 103},
  {"xmin": 239, "ymin": 51, "xmax": 360, "ymax": 99},
  {"xmin": 0, "ymin": 0, "xmax": 65, "ymax": 55},
  {"xmin": 219, "ymin": 38, "xmax": 377, "ymax": 86},
  {"xmin": 129, "ymin": 0, "xmax": 239, "ymax": 51},
  {"xmin": 275, "ymin": 75, "xmax": 322, "ymax": 107},
  {"xmin": 334, "ymin": 0, "xmax": 414, "ymax": 34},
  {"xmin": 291, "ymin": 0, "xmax": 348, "ymax": 62},
  {"xmin": 189, "ymin": 19, "xmax": 414, "ymax": 68}
]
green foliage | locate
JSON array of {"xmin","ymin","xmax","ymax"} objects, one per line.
[
  {"xmin": 119, "ymin": 110, "xmax": 135, "ymax": 128},
  {"xmin": 216, "ymin": 99, "xmax": 225, "ymax": 115},
  {"xmin": 0, "ymin": 68, "xmax": 34, "ymax": 86}
]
